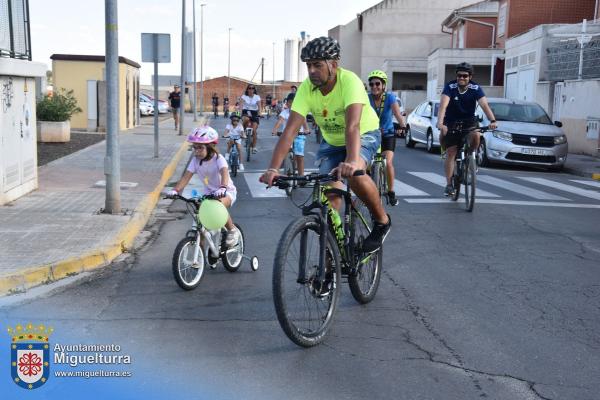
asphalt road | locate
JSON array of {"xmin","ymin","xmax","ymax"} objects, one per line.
[{"xmin": 2, "ymin": 115, "xmax": 599, "ymax": 400}]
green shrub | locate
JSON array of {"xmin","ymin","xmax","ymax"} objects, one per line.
[{"xmin": 36, "ymin": 88, "xmax": 82, "ymax": 122}]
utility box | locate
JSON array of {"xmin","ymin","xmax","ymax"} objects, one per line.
[{"xmin": 0, "ymin": 59, "xmax": 46, "ymax": 205}]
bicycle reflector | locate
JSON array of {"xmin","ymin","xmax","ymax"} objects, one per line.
[{"xmin": 198, "ymin": 199, "xmax": 229, "ymax": 230}]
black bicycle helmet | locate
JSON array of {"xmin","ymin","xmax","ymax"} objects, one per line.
[
  {"xmin": 455, "ymin": 62, "xmax": 473, "ymax": 74},
  {"xmin": 300, "ymin": 36, "xmax": 341, "ymax": 62}
]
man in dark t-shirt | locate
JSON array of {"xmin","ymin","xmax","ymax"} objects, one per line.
[
  {"xmin": 168, "ymin": 85, "xmax": 181, "ymax": 130},
  {"xmin": 437, "ymin": 62, "xmax": 497, "ymax": 196}
]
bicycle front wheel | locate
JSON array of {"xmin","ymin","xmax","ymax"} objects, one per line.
[
  {"xmin": 464, "ymin": 154, "xmax": 476, "ymax": 212},
  {"xmin": 282, "ymin": 153, "xmax": 295, "ymax": 197},
  {"xmin": 370, "ymin": 161, "xmax": 385, "ymax": 205},
  {"xmin": 230, "ymin": 154, "xmax": 238, "ymax": 177},
  {"xmin": 273, "ymin": 216, "xmax": 342, "ymax": 347},
  {"xmin": 348, "ymin": 197, "xmax": 382, "ymax": 304},
  {"xmin": 172, "ymin": 236, "xmax": 205, "ymax": 290}
]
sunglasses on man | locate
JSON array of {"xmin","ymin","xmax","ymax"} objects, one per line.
[
  {"xmin": 456, "ymin": 73, "xmax": 470, "ymax": 79},
  {"xmin": 368, "ymin": 81, "xmax": 382, "ymax": 87}
]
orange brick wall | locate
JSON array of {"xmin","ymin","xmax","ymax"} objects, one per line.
[
  {"xmin": 192, "ymin": 76, "xmax": 301, "ymax": 111},
  {"xmin": 465, "ymin": 17, "xmax": 498, "ymax": 48},
  {"xmin": 497, "ymin": 0, "xmax": 596, "ymax": 47}
]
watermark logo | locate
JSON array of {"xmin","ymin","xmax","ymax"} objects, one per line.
[{"xmin": 7, "ymin": 323, "xmax": 53, "ymax": 390}]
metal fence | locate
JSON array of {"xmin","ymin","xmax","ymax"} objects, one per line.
[
  {"xmin": 547, "ymin": 37, "xmax": 600, "ymax": 80},
  {"xmin": 0, "ymin": 0, "xmax": 31, "ymax": 60}
]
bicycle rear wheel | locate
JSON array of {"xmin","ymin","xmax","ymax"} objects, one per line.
[
  {"xmin": 245, "ymin": 129, "xmax": 252, "ymax": 162},
  {"xmin": 348, "ymin": 198, "xmax": 382, "ymax": 304},
  {"xmin": 172, "ymin": 236, "xmax": 205, "ymax": 290},
  {"xmin": 273, "ymin": 216, "xmax": 341, "ymax": 347},
  {"xmin": 451, "ymin": 162, "xmax": 461, "ymax": 201},
  {"xmin": 464, "ymin": 154, "xmax": 476, "ymax": 212},
  {"xmin": 221, "ymin": 223, "xmax": 244, "ymax": 272}
]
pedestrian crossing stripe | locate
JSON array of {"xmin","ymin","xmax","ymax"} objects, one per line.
[
  {"xmin": 408, "ymin": 172, "xmax": 500, "ymax": 198},
  {"xmin": 570, "ymin": 179, "xmax": 600, "ymax": 189},
  {"xmin": 477, "ymin": 175, "xmax": 569, "ymax": 201},
  {"xmin": 403, "ymin": 198, "xmax": 600, "ymax": 209},
  {"xmin": 178, "ymin": 169, "xmax": 600, "ymax": 207},
  {"xmin": 519, "ymin": 177, "xmax": 600, "ymax": 201}
]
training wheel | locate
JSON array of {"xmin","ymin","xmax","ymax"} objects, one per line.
[{"xmin": 250, "ymin": 256, "xmax": 259, "ymax": 271}]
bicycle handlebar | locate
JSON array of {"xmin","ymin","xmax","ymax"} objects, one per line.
[
  {"xmin": 449, "ymin": 125, "xmax": 492, "ymax": 134},
  {"xmin": 272, "ymin": 170, "xmax": 365, "ymax": 189}
]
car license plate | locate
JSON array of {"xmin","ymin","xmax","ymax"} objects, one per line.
[{"xmin": 522, "ymin": 148, "xmax": 550, "ymax": 156}]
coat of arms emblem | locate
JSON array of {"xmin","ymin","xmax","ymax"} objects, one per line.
[{"xmin": 8, "ymin": 323, "xmax": 53, "ymax": 390}]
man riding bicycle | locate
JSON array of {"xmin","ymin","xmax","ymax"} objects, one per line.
[
  {"xmin": 437, "ymin": 62, "xmax": 497, "ymax": 196},
  {"xmin": 261, "ymin": 36, "xmax": 391, "ymax": 254}
]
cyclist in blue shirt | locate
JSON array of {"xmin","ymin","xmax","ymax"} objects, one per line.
[
  {"xmin": 437, "ymin": 62, "xmax": 497, "ymax": 196},
  {"xmin": 367, "ymin": 70, "xmax": 407, "ymax": 206}
]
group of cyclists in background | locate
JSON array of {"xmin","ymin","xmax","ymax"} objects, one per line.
[{"xmin": 170, "ymin": 35, "xmax": 497, "ymax": 255}]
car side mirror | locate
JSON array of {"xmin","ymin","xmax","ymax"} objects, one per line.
[{"xmin": 554, "ymin": 121, "xmax": 563, "ymax": 127}]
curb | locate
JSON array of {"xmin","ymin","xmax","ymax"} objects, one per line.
[{"xmin": 0, "ymin": 134, "xmax": 193, "ymax": 297}]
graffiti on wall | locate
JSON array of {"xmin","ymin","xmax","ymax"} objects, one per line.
[{"xmin": 2, "ymin": 77, "xmax": 14, "ymax": 113}]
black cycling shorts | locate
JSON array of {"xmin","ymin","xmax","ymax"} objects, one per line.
[
  {"xmin": 381, "ymin": 135, "xmax": 396, "ymax": 152},
  {"xmin": 242, "ymin": 109, "xmax": 260, "ymax": 124},
  {"xmin": 442, "ymin": 119, "xmax": 478, "ymax": 148}
]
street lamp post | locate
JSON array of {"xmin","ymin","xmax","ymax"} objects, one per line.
[
  {"xmin": 179, "ymin": 0, "xmax": 185, "ymax": 135},
  {"xmin": 228, "ymin": 28, "xmax": 231, "ymax": 106},
  {"xmin": 199, "ymin": 3, "xmax": 206, "ymax": 114},
  {"xmin": 192, "ymin": 0, "xmax": 197, "ymax": 121},
  {"xmin": 272, "ymin": 42, "xmax": 275, "ymax": 103}
]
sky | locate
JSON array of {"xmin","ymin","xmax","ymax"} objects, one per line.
[{"xmin": 29, "ymin": 0, "xmax": 380, "ymax": 85}]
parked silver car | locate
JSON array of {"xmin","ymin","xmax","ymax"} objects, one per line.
[
  {"xmin": 405, "ymin": 100, "xmax": 441, "ymax": 153},
  {"xmin": 476, "ymin": 98, "xmax": 568, "ymax": 171}
]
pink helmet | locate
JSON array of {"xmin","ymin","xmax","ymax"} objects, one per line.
[{"xmin": 187, "ymin": 125, "xmax": 218, "ymax": 144}]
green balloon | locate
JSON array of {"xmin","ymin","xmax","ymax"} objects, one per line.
[{"xmin": 198, "ymin": 199, "xmax": 229, "ymax": 230}]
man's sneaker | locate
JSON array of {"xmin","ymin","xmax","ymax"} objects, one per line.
[
  {"xmin": 387, "ymin": 191, "xmax": 398, "ymax": 206},
  {"xmin": 239, "ymin": 164, "xmax": 245, "ymax": 171},
  {"xmin": 362, "ymin": 215, "xmax": 391, "ymax": 254},
  {"xmin": 444, "ymin": 184, "xmax": 454, "ymax": 197},
  {"xmin": 252, "ymin": 147, "xmax": 258, "ymax": 154},
  {"xmin": 225, "ymin": 228, "xmax": 240, "ymax": 248}
]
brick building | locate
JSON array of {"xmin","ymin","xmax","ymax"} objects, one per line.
[
  {"xmin": 495, "ymin": 0, "xmax": 598, "ymax": 48},
  {"xmin": 194, "ymin": 76, "xmax": 301, "ymax": 111},
  {"xmin": 443, "ymin": 1, "xmax": 500, "ymax": 49}
]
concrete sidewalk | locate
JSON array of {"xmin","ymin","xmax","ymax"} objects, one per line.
[
  {"xmin": 563, "ymin": 153, "xmax": 600, "ymax": 180},
  {"xmin": 0, "ymin": 115, "xmax": 205, "ymax": 296}
]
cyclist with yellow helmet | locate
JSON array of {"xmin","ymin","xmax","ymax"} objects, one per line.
[{"xmin": 367, "ymin": 70, "xmax": 406, "ymax": 206}]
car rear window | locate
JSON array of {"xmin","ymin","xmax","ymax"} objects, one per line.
[{"xmin": 489, "ymin": 103, "xmax": 552, "ymax": 124}]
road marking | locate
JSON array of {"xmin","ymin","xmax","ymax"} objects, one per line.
[
  {"xmin": 519, "ymin": 177, "xmax": 600, "ymax": 201},
  {"xmin": 570, "ymin": 179, "xmax": 600, "ymax": 189},
  {"xmin": 477, "ymin": 175, "xmax": 569, "ymax": 200},
  {"xmin": 408, "ymin": 172, "xmax": 500, "ymax": 198},
  {"xmin": 403, "ymin": 198, "xmax": 600, "ymax": 209},
  {"xmin": 393, "ymin": 179, "xmax": 429, "ymax": 196},
  {"xmin": 243, "ymin": 173, "xmax": 287, "ymax": 198}
]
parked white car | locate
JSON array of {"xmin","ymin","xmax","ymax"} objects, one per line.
[
  {"xmin": 405, "ymin": 100, "xmax": 441, "ymax": 153},
  {"xmin": 140, "ymin": 93, "xmax": 169, "ymax": 114},
  {"xmin": 139, "ymin": 100, "xmax": 154, "ymax": 116}
]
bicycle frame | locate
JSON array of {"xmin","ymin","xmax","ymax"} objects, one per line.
[{"xmin": 292, "ymin": 175, "xmax": 370, "ymax": 280}]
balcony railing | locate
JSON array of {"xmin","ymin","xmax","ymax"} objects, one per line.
[{"xmin": 0, "ymin": 0, "xmax": 31, "ymax": 60}]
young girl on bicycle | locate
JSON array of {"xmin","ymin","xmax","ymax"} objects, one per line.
[
  {"xmin": 168, "ymin": 126, "xmax": 240, "ymax": 247},
  {"xmin": 223, "ymin": 113, "xmax": 246, "ymax": 171},
  {"xmin": 271, "ymin": 93, "xmax": 310, "ymax": 177}
]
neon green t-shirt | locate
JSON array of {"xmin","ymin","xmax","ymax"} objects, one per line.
[{"xmin": 291, "ymin": 68, "xmax": 379, "ymax": 147}]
